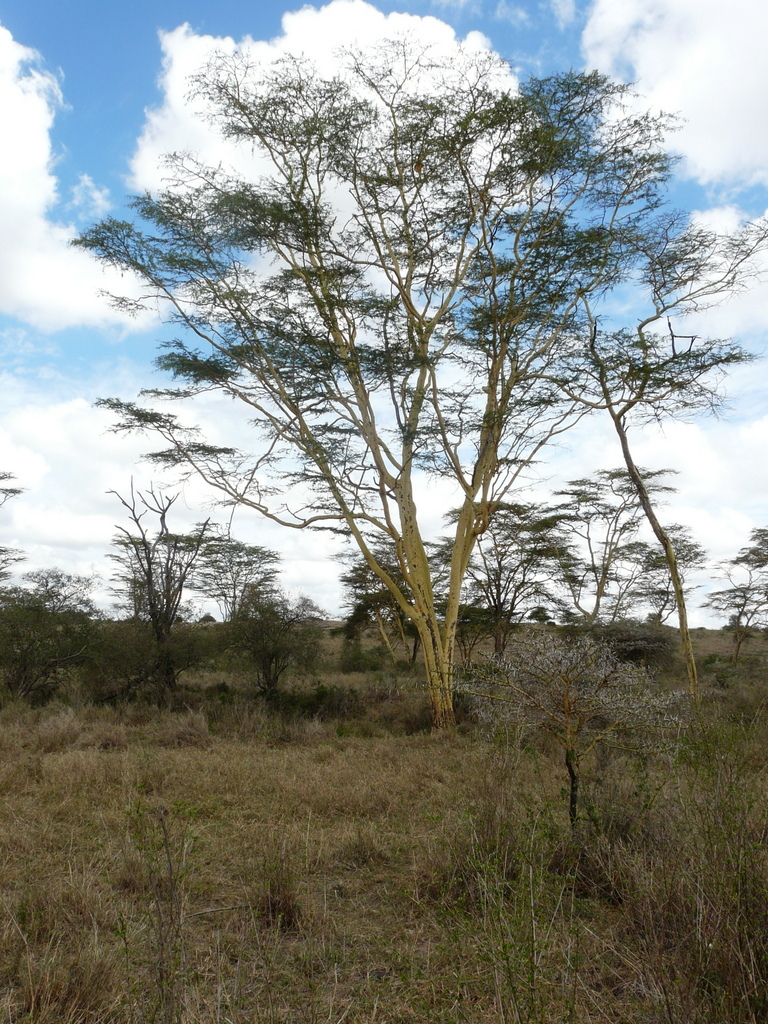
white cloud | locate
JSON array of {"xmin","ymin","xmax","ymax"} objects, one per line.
[
  {"xmin": 494, "ymin": 2, "xmax": 530, "ymax": 26},
  {"xmin": 581, "ymin": 0, "xmax": 768, "ymax": 188},
  {"xmin": 0, "ymin": 370, "xmax": 352, "ymax": 613},
  {"xmin": 551, "ymin": 0, "xmax": 576, "ymax": 29},
  {"xmin": 0, "ymin": 26, "xmax": 140, "ymax": 332},
  {"xmin": 69, "ymin": 173, "xmax": 111, "ymax": 219},
  {"xmin": 129, "ymin": 0, "xmax": 494, "ymax": 193},
  {"xmin": 534, "ymin": 407, "xmax": 768, "ymax": 625}
]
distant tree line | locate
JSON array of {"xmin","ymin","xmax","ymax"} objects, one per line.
[
  {"xmin": 0, "ymin": 478, "xmax": 322, "ymax": 702},
  {"xmin": 337, "ymin": 467, "xmax": 708, "ymax": 669},
  {"xmin": 0, "ymin": 467, "xmax": 766, "ymax": 704}
]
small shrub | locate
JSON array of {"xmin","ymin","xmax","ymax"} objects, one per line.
[
  {"xmin": 701, "ymin": 652, "xmax": 738, "ymax": 688},
  {"xmin": 582, "ymin": 619, "xmax": 676, "ymax": 668},
  {"xmin": 465, "ymin": 631, "xmax": 686, "ymax": 824},
  {"xmin": 338, "ymin": 639, "xmax": 386, "ymax": 673},
  {"xmin": 269, "ymin": 683, "xmax": 362, "ymax": 721}
]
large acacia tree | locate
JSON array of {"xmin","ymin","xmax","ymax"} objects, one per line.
[{"xmin": 80, "ymin": 41, "xmax": 739, "ymax": 725}]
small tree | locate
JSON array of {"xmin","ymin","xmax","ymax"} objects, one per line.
[
  {"xmin": 338, "ymin": 543, "xmax": 421, "ymax": 666},
  {"xmin": 706, "ymin": 528, "xmax": 768, "ymax": 664},
  {"xmin": 556, "ymin": 307, "xmax": 766, "ymax": 695},
  {"xmin": 193, "ymin": 530, "xmax": 280, "ymax": 621},
  {"xmin": 228, "ymin": 591, "xmax": 323, "ymax": 697},
  {"xmin": 460, "ymin": 503, "xmax": 562, "ymax": 654},
  {"xmin": 628, "ymin": 524, "xmax": 706, "ymax": 624},
  {"xmin": 546, "ymin": 469, "xmax": 673, "ymax": 624},
  {"xmin": 0, "ymin": 570, "xmax": 99, "ymax": 699},
  {"xmin": 466, "ymin": 631, "xmax": 684, "ymax": 824},
  {"xmin": 451, "ymin": 603, "xmax": 495, "ymax": 668},
  {"xmin": 109, "ymin": 484, "xmax": 211, "ymax": 691}
]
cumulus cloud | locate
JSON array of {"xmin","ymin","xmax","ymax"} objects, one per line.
[
  {"xmin": 581, "ymin": 0, "xmax": 768, "ymax": 188},
  {"xmin": 532, "ymin": 408, "xmax": 768, "ymax": 625},
  {"xmin": 0, "ymin": 26, "xmax": 140, "ymax": 332},
  {"xmin": 0, "ymin": 368, "xmax": 351, "ymax": 613},
  {"xmin": 129, "ymin": 0, "xmax": 494, "ymax": 192}
]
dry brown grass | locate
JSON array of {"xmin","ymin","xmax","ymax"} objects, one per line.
[
  {"xmin": 1, "ymin": 639, "xmax": 767, "ymax": 1022},
  {"xmin": 0, "ymin": 701, "xmax": 505, "ymax": 1022}
]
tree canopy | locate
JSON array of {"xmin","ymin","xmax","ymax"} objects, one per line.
[{"xmin": 78, "ymin": 40, "xmax": 767, "ymax": 724}]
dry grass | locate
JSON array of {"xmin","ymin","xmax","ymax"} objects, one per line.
[{"xmin": 1, "ymin": 637, "xmax": 767, "ymax": 1022}]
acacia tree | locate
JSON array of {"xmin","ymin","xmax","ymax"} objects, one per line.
[
  {"xmin": 0, "ymin": 473, "xmax": 24, "ymax": 583},
  {"xmin": 554, "ymin": 204, "xmax": 768, "ymax": 693},
  {"xmin": 193, "ymin": 529, "xmax": 280, "ymax": 620},
  {"xmin": 80, "ymin": 42, "xmax": 737, "ymax": 725},
  {"xmin": 628, "ymin": 524, "xmax": 706, "ymax": 624},
  {"xmin": 546, "ymin": 469, "xmax": 674, "ymax": 624},
  {"xmin": 229, "ymin": 590, "xmax": 323, "ymax": 696},
  {"xmin": 706, "ymin": 528, "xmax": 768, "ymax": 664},
  {"xmin": 338, "ymin": 543, "xmax": 421, "ymax": 665},
  {"xmin": 0, "ymin": 473, "xmax": 22, "ymax": 508},
  {"xmin": 109, "ymin": 485, "xmax": 211, "ymax": 690},
  {"xmin": 454, "ymin": 502, "xmax": 560, "ymax": 654}
]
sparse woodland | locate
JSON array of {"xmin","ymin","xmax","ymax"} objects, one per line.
[
  {"xmin": 3, "ymin": 37, "xmax": 768, "ymax": 1024},
  {"xmin": 1, "ymin": 472, "xmax": 768, "ymax": 1022}
]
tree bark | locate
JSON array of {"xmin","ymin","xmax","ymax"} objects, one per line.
[
  {"xmin": 566, "ymin": 748, "xmax": 579, "ymax": 826},
  {"xmin": 611, "ymin": 414, "xmax": 699, "ymax": 696},
  {"xmin": 417, "ymin": 617, "xmax": 457, "ymax": 728},
  {"xmin": 732, "ymin": 627, "xmax": 747, "ymax": 666}
]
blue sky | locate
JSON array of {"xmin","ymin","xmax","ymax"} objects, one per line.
[{"xmin": 1, "ymin": 0, "xmax": 767, "ymax": 617}]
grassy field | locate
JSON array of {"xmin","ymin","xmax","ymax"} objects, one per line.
[{"xmin": 1, "ymin": 630, "xmax": 768, "ymax": 1023}]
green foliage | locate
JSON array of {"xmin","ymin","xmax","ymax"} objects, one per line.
[
  {"xmin": 0, "ymin": 570, "xmax": 99, "ymax": 700},
  {"xmin": 629, "ymin": 524, "xmax": 707, "ymax": 624},
  {"xmin": 268, "ymin": 683, "xmax": 362, "ymax": 721},
  {"xmin": 578, "ymin": 618, "xmax": 676, "ymax": 669},
  {"xmin": 0, "ymin": 471, "xmax": 24, "ymax": 588},
  {"xmin": 0, "ymin": 546, "xmax": 24, "ymax": 585},
  {"xmin": 228, "ymin": 591, "xmax": 324, "ymax": 696},
  {"xmin": 108, "ymin": 485, "xmax": 211, "ymax": 692},
  {"xmin": 338, "ymin": 637, "xmax": 387, "ymax": 673},
  {"xmin": 706, "ymin": 527, "xmax": 768, "ymax": 663},
  {"xmin": 545, "ymin": 468, "xmax": 676, "ymax": 624},
  {"xmin": 193, "ymin": 530, "xmax": 280, "ymax": 621},
  {"xmin": 80, "ymin": 42, "xmax": 708, "ymax": 726},
  {"xmin": 459, "ymin": 503, "xmax": 563, "ymax": 655},
  {"xmin": 337, "ymin": 543, "xmax": 420, "ymax": 665},
  {"xmin": 84, "ymin": 618, "xmax": 158, "ymax": 699}
]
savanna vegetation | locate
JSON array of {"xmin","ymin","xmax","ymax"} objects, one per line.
[
  {"xmin": 1, "ymin": 619, "xmax": 768, "ymax": 1024},
  {"xmin": 2, "ymin": 466, "xmax": 768, "ymax": 1023},
  {"xmin": 3, "ymin": 31, "xmax": 768, "ymax": 1024}
]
